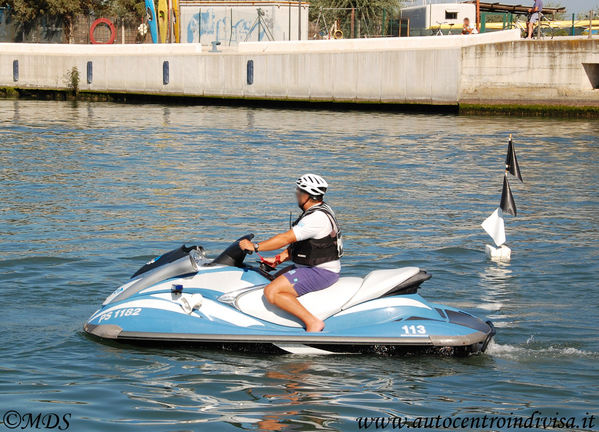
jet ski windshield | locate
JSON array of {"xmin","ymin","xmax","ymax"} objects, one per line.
[{"xmin": 210, "ymin": 234, "xmax": 254, "ymax": 267}]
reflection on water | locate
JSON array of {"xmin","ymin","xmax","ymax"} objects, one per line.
[{"xmin": 0, "ymin": 100, "xmax": 598, "ymax": 430}]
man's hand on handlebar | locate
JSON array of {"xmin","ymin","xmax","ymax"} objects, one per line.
[
  {"xmin": 261, "ymin": 256, "xmax": 280, "ymax": 267},
  {"xmin": 239, "ymin": 239, "xmax": 255, "ymax": 253}
]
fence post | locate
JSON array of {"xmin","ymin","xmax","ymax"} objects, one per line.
[
  {"xmin": 590, "ymin": 10, "xmax": 594, "ymax": 40},
  {"xmin": 297, "ymin": 0, "xmax": 301, "ymax": 40},
  {"xmin": 351, "ymin": 8, "xmax": 355, "ymax": 38},
  {"xmin": 382, "ymin": 9, "xmax": 386, "ymax": 36}
]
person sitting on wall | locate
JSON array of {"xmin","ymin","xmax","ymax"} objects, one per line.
[
  {"xmin": 461, "ymin": 18, "xmax": 478, "ymax": 35},
  {"xmin": 527, "ymin": 0, "xmax": 543, "ymax": 39}
]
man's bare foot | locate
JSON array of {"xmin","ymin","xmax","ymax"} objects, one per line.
[{"xmin": 306, "ymin": 318, "xmax": 325, "ymax": 332}]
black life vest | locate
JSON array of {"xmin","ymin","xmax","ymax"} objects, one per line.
[{"xmin": 289, "ymin": 202, "xmax": 343, "ymax": 266}]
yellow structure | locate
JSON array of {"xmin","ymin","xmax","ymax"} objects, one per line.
[
  {"xmin": 172, "ymin": 0, "xmax": 180, "ymax": 43},
  {"xmin": 158, "ymin": 0, "xmax": 168, "ymax": 43}
]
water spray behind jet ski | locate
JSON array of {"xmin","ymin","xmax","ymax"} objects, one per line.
[{"xmin": 481, "ymin": 134, "xmax": 524, "ymax": 262}]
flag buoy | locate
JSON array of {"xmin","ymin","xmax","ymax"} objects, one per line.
[
  {"xmin": 481, "ymin": 134, "xmax": 523, "ymax": 262},
  {"xmin": 485, "ymin": 244, "xmax": 512, "ymax": 261}
]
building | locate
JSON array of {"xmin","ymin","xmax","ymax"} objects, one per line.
[
  {"xmin": 179, "ymin": 0, "xmax": 308, "ymax": 45},
  {"xmin": 400, "ymin": 3, "xmax": 476, "ymax": 36}
]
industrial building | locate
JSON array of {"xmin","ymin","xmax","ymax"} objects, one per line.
[{"xmin": 400, "ymin": 3, "xmax": 476, "ymax": 36}]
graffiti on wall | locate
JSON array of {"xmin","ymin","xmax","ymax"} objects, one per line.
[{"xmin": 183, "ymin": 6, "xmax": 276, "ymax": 44}]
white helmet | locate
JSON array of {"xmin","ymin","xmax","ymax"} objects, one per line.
[{"xmin": 296, "ymin": 174, "xmax": 328, "ymax": 197}]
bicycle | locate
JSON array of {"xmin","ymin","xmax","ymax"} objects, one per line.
[
  {"xmin": 537, "ymin": 13, "xmax": 559, "ymax": 39},
  {"xmin": 431, "ymin": 21, "xmax": 455, "ymax": 36},
  {"xmin": 513, "ymin": 12, "xmax": 558, "ymax": 39},
  {"xmin": 431, "ymin": 23, "xmax": 444, "ymax": 36}
]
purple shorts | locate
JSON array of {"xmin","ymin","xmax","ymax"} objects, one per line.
[{"xmin": 282, "ymin": 266, "xmax": 340, "ymax": 297}]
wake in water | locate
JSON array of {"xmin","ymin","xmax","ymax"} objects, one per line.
[{"xmin": 486, "ymin": 339, "xmax": 599, "ymax": 360}]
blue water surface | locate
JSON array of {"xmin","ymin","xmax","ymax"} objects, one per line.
[{"xmin": 0, "ymin": 100, "xmax": 597, "ymax": 431}]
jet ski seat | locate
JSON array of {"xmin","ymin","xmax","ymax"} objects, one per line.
[
  {"xmin": 341, "ymin": 267, "xmax": 423, "ymax": 310},
  {"xmin": 235, "ymin": 267, "xmax": 427, "ymax": 328},
  {"xmin": 235, "ymin": 277, "xmax": 363, "ymax": 327}
]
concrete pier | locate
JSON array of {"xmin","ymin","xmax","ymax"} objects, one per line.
[
  {"xmin": 460, "ymin": 38, "xmax": 599, "ymax": 107},
  {"xmin": 1, "ymin": 30, "xmax": 598, "ymax": 112}
]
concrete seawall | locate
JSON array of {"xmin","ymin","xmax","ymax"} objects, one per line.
[
  {"xmin": 1, "ymin": 30, "xmax": 598, "ymax": 113},
  {"xmin": 461, "ymin": 38, "xmax": 599, "ymax": 108}
]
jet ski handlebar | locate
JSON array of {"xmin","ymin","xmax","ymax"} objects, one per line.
[{"xmin": 210, "ymin": 234, "xmax": 255, "ymax": 267}]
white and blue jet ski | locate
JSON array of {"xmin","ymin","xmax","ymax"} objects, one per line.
[{"xmin": 84, "ymin": 235, "xmax": 495, "ymax": 355}]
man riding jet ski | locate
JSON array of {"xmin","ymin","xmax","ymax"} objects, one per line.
[
  {"xmin": 238, "ymin": 174, "xmax": 341, "ymax": 332},
  {"xmin": 83, "ymin": 175, "xmax": 496, "ymax": 355}
]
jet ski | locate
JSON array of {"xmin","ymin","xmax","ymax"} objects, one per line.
[{"xmin": 84, "ymin": 235, "xmax": 495, "ymax": 356}]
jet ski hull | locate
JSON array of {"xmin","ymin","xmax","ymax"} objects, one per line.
[
  {"xmin": 84, "ymin": 326, "xmax": 495, "ymax": 356},
  {"xmin": 84, "ymin": 291, "xmax": 495, "ymax": 356}
]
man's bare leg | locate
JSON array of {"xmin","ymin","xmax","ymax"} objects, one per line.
[
  {"xmin": 264, "ymin": 275, "xmax": 325, "ymax": 332},
  {"xmin": 527, "ymin": 22, "xmax": 533, "ymax": 38}
]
